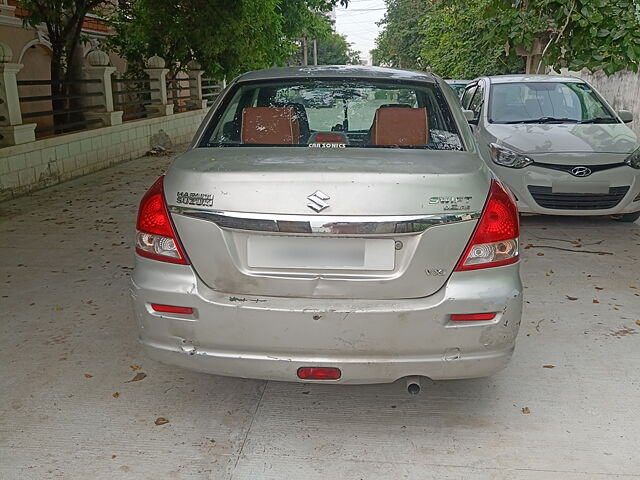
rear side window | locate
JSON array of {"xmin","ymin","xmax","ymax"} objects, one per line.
[{"xmin": 200, "ymin": 79, "xmax": 464, "ymax": 150}]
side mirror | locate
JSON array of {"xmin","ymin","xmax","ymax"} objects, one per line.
[
  {"xmin": 617, "ymin": 110, "xmax": 633, "ymax": 123},
  {"xmin": 463, "ymin": 109, "xmax": 479, "ymax": 126}
]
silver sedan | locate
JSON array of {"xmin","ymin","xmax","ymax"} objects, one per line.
[{"xmin": 130, "ymin": 66, "xmax": 523, "ymax": 387}]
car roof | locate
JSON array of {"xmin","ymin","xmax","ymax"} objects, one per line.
[
  {"xmin": 444, "ymin": 79, "xmax": 470, "ymax": 84},
  {"xmin": 485, "ymin": 74, "xmax": 583, "ymax": 84},
  {"xmin": 234, "ymin": 65, "xmax": 438, "ymax": 84}
]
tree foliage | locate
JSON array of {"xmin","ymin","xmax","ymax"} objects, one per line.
[
  {"xmin": 375, "ymin": 0, "xmax": 640, "ymax": 78},
  {"xmin": 372, "ymin": 0, "xmax": 426, "ymax": 69},
  {"xmin": 316, "ymin": 31, "xmax": 361, "ymax": 65},
  {"xmin": 489, "ymin": 0, "xmax": 640, "ymax": 74},
  {"xmin": 109, "ymin": 0, "xmax": 349, "ymax": 78},
  {"xmin": 420, "ymin": 0, "xmax": 524, "ymax": 78}
]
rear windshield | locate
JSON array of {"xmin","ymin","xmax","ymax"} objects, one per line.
[
  {"xmin": 489, "ymin": 82, "xmax": 618, "ymax": 124},
  {"xmin": 200, "ymin": 79, "xmax": 463, "ymax": 150}
]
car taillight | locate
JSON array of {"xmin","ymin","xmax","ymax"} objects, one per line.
[
  {"xmin": 454, "ymin": 179, "xmax": 519, "ymax": 271},
  {"xmin": 135, "ymin": 176, "xmax": 188, "ymax": 264}
]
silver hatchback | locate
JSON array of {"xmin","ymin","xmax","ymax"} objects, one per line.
[{"xmin": 130, "ymin": 66, "xmax": 523, "ymax": 385}]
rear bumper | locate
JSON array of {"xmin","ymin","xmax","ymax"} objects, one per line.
[{"xmin": 130, "ymin": 257, "xmax": 523, "ymax": 384}]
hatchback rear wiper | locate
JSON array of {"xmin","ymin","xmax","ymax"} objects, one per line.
[
  {"xmin": 502, "ymin": 117, "xmax": 579, "ymax": 124},
  {"xmin": 578, "ymin": 117, "xmax": 619, "ymax": 124}
]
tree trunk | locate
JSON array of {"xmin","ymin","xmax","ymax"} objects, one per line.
[{"xmin": 50, "ymin": 42, "xmax": 67, "ymax": 134}]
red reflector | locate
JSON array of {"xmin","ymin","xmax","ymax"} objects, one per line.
[
  {"xmin": 450, "ymin": 313, "xmax": 497, "ymax": 322},
  {"xmin": 297, "ymin": 367, "xmax": 341, "ymax": 380},
  {"xmin": 151, "ymin": 304, "xmax": 194, "ymax": 314}
]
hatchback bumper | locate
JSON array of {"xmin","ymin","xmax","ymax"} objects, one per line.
[
  {"xmin": 130, "ymin": 257, "xmax": 523, "ymax": 384},
  {"xmin": 491, "ymin": 164, "xmax": 640, "ymax": 216}
]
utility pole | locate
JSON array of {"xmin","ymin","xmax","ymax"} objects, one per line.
[
  {"xmin": 302, "ymin": 36, "xmax": 308, "ymax": 66},
  {"xmin": 313, "ymin": 38, "xmax": 318, "ymax": 65}
]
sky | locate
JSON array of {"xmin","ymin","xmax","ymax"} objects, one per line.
[{"xmin": 334, "ymin": 0, "xmax": 387, "ymax": 63}]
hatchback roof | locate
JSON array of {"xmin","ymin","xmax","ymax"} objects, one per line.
[
  {"xmin": 486, "ymin": 74, "xmax": 582, "ymax": 84},
  {"xmin": 235, "ymin": 65, "xmax": 437, "ymax": 83}
]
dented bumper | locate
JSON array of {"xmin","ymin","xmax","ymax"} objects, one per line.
[{"xmin": 130, "ymin": 256, "xmax": 523, "ymax": 384}]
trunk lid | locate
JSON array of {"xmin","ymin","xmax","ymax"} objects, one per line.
[{"xmin": 164, "ymin": 147, "xmax": 490, "ymax": 300}]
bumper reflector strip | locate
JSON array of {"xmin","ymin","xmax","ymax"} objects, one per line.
[
  {"xmin": 151, "ymin": 304, "xmax": 194, "ymax": 314},
  {"xmin": 297, "ymin": 367, "xmax": 341, "ymax": 380},
  {"xmin": 450, "ymin": 313, "xmax": 497, "ymax": 322}
]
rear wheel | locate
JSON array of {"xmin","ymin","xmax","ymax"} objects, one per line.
[{"xmin": 612, "ymin": 211, "xmax": 640, "ymax": 223}]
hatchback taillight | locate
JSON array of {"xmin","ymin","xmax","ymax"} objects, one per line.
[
  {"xmin": 135, "ymin": 176, "xmax": 188, "ymax": 264},
  {"xmin": 454, "ymin": 179, "xmax": 519, "ymax": 271}
]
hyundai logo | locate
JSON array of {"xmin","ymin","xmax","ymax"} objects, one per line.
[
  {"xmin": 307, "ymin": 190, "xmax": 330, "ymax": 212},
  {"xmin": 570, "ymin": 166, "xmax": 592, "ymax": 177}
]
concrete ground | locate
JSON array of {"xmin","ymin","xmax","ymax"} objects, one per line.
[{"xmin": 1, "ymin": 146, "xmax": 639, "ymax": 480}]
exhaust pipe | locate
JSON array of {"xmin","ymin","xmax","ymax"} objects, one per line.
[{"xmin": 406, "ymin": 376, "xmax": 421, "ymax": 395}]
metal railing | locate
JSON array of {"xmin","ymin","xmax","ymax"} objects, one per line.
[
  {"xmin": 112, "ymin": 76, "xmax": 159, "ymax": 121},
  {"xmin": 2, "ymin": 52, "xmax": 214, "ymax": 147},
  {"xmin": 17, "ymin": 78, "xmax": 105, "ymax": 137}
]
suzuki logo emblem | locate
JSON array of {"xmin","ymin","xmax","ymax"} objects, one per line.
[
  {"xmin": 307, "ymin": 190, "xmax": 330, "ymax": 212},
  {"xmin": 570, "ymin": 166, "xmax": 592, "ymax": 177}
]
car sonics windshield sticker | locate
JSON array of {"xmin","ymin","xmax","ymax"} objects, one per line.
[{"xmin": 308, "ymin": 143, "xmax": 347, "ymax": 149}]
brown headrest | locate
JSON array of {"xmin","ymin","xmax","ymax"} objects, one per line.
[
  {"xmin": 241, "ymin": 107, "xmax": 300, "ymax": 144},
  {"xmin": 370, "ymin": 107, "xmax": 429, "ymax": 146}
]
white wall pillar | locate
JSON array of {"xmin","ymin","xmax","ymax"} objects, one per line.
[
  {"xmin": 82, "ymin": 50, "xmax": 122, "ymax": 126},
  {"xmin": 186, "ymin": 60, "xmax": 207, "ymax": 110},
  {"xmin": 144, "ymin": 55, "xmax": 173, "ymax": 116},
  {"xmin": 0, "ymin": 43, "xmax": 36, "ymax": 146}
]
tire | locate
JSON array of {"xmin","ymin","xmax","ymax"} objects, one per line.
[{"xmin": 612, "ymin": 211, "xmax": 640, "ymax": 223}]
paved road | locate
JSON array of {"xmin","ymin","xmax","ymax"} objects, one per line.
[{"xmin": 1, "ymin": 147, "xmax": 639, "ymax": 479}]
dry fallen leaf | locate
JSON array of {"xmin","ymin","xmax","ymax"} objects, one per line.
[
  {"xmin": 55, "ymin": 307, "xmax": 64, "ymax": 311},
  {"xmin": 592, "ymin": 299, "xmax": 599, "ymax": 304},
  {"xmin": 522, "ymin": 407, "xmax": 531, "ymax": 414},
  {"xmin": 636, "ymin": 320, "xmax": 640, "ymax": 327},
  {"xmin": 154, "ymin": 417, "xmax": 169, "ymax": 426},
  {"xmin": 125, "ymin": 372, "xmax": 147, "ymax": 383},
  {"xmin": 112, "ymin": 392, "xmax": 120, "ymax": 398},
  {"xmin": 536, "ymin": 253, "xmax": 545, "ymax": 256},
  {"xmin": 111, "ymin": 455, "xmax": 116, "ymax": 459},
  {"xmin": 566, "ymin": 296, "xmax": 578, "ymax": 301},
  {"xmin": 630, "ymin": 285, "xmax": 638, "ymax": 289},
  {"xmin": 595, "ymin": 286, "xmax": 604, "ymax": 290},
  {"xmin": 543, "ymin": 365, "xmax": 555, "ymax": 369},
  {"xmin": 129, "ymin": 365, "xmax": 141, "ymax": 371},
  {"xmin": 84, "ymin": 373, "xmax": 93, "ymax": 378}
]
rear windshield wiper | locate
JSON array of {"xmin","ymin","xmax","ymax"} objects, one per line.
[
  {"xmin": 578, "ymin": 117, "xmax": 619, "ymax": 124},
  {"xmin": 502, "ymin": 117, "xmax": 579, "ymax": 124}
]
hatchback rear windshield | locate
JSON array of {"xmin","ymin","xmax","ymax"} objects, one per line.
[
  {"xmin": 489, "ymin": 81, "xmax": 618, "ymax": 124},
  {"xmin": 200, "ymin": 79, "xmax": 463, "ymax": 150}
]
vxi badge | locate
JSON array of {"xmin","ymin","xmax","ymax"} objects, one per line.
[{"xmin": 428, "ymin": 196, "xmax": 472, "ymax": 211}]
